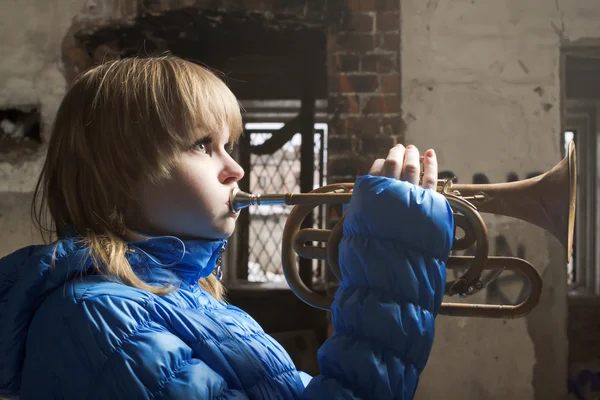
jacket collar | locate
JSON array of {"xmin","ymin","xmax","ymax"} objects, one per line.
[
  {"xmin": 60, "ymin": 225, "xmax": 227, "ymax": 286},
  {"xmin": 127, "ymin": 235, "xmax": 227, "ymax": 286}
]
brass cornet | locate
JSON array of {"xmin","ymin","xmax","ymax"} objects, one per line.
[{"xmin": 230, "ymin": 141, "xmax": 577, "ymax": 319}]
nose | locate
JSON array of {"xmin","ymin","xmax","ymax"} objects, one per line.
[{"xmin": 220, "ymin": 154, "xmax": 245, "ymax": 185}]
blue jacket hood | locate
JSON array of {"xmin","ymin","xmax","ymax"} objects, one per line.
[{"xmin": 0, "ymin": 235, "xmax": 226, "ymax": 394}]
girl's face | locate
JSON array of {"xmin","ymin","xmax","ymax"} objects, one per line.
[{"xmin": 132, "ymin": 126, "xmax": 244, "ymax": 240}]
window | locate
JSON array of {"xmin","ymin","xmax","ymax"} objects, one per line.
[
  {"xmin": 245, "ymin": 122, "xmax": 328, "ymax": 284},
  {"xmin": 564, "ymin": 108, "xmax": 597, "ymax": 296},
  {"xmin": 224, "ymin": 110, "xmax": 330, "ymax": 288},
  {"xmin": 562, "ymin": 49, "xmax": 600, "ymax": 296}
]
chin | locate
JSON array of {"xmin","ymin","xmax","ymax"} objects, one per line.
[{"xmin": 211, "ymin": 221, "xmax": 237, "ymax": 240}]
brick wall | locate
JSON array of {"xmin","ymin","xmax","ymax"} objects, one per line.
[{"xmin": 327, "ymin": 1, "xmax": 402, "ymax": 183}]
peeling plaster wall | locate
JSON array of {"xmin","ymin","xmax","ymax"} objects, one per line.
[
  {"xmin": 402, "ymin": 0, "xmax": 600, "ymax": 399},
  {"xmin": 0, "ymin": 0, "xmax": 97, "ymax": 257},
  {"xmin": 0, "ymin": 0, "xmax": 87, "ymax": 140}
]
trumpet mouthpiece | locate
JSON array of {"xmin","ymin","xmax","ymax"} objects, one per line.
[
  {"xmin": 229, "ymin": 188, "xmax": 288, "ymax": 213},
  {"xmin": 229, "ymin": 188, "xmax": 252, "ymax": 212}
]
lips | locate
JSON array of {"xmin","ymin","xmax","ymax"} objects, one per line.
[{"xmin": 226, "ymin": 200, "xmax": 238, "ymax": 215}]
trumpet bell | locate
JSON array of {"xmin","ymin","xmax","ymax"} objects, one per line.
[{"xmin": 448, "ymin": 140, "xmax": 576, "ymax": 261}]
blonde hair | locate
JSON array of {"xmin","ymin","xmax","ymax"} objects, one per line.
[{"xmin": 32, "ymin": 55, "xmax": 243, "ymax": 300}]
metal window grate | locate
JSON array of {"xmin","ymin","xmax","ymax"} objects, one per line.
[{"xmin": 245, "ymin": 124, "xmax": 327, "ymax": 283}]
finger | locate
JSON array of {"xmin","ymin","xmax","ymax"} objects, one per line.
[
  {"xmin": 368, "ymin": 158, "xmax": 385, "ymax": 176},
  {"xmin": 421, "ymin": 149, "xmax": 438, "ymax": 189},
  {"xmin": 401, "ymin": 145, "xmax": 420, "ymax": 184},
  {"xmin": 380, "ymin": 144, "xmax": 405, "ymax": 179}
]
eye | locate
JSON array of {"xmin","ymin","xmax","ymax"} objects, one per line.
[
  {"xmin": 225, "ymin": 143, "xmax": 235, "ymax": 154},
  {"xmin": 190, "ymin": 137, "xmax": 212, "ymax": 154}
]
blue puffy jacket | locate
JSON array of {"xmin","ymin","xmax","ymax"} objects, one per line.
[{"xmin": 0, "ymin": 175, "xmax": 453, "ymax": 399}]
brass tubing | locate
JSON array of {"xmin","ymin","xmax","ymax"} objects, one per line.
[
  {"xmin": 230, "ymin": 186, "xmax": 352, "ymax": 212},
  {"xmin": 293, "ymin": 229, "xmax": 330, "ymax": 260},
  {"xmin": 439, "ymin": 257, "xmax": 542, "ymax": 319},
  {"xmin": 281, "ymin": 185, "xmax": 348, "ymax": 310}
]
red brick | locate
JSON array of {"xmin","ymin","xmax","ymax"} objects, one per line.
[
  {"xmin": 331, "ymin": 94, "xmax": 361, "ymax": 114},
  {"xmin": 336, "ymin": 33, "xmax": 377, "ymax": 52},
  {"xmin": 359, "ymin": 135, "xmax": 398, "ymax": 154},
  {"xmin": 379, "ymin": 33, "xmax": 400, "ymax": 51},
  {"xmin": 345, "ymin": 12, "xmax": 374, "ymax": 32},
  {"xmin": 361, "ymin": 55, "xmax": 377, "ymax": 72},
  {"xmin": 329, "ymin": 75, "xmax": 379, "ymax": 93},
  {"xmin": 347, "ymin": 0, "xmax": 398, "ymax": 12},
  {"xmin": 336, "ymin": 54, "xmax": 360, "ymax": 72},
  {"xmin": 377, "ymin": 12, "xmax": 400, "ymax": 32},
  {"xmin": 380, "ymin": 73, "xmax": 400, "ymax": 93},
  {"xmin": 362, "ymin": 54, "xmax": 398, "ymax": 73},
  {"xmin": 362, "ymin": 94, "xmax": 401, "ymax": 114},
  {"xmin": 334, "ymin": 116, "xmax": 405, "ymax": 137},
  {"xmin": 346, "ymin": 0, "xmax": 375, "ymax": 11},
  {"xmin": 328, "ymin": 155, "xmax": 370, "ymax": 176},
  {"xmin": 327, "ymin": 135, "xmax": 357, "ymax": 152}
]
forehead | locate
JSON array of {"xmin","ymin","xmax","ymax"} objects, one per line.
[
  {"xmin": 212, "ymin": 123, "xmax": 242, "ymax": 144},
  {"xmin": 216, "ymin": 125, "xmax": 231, "ymax": 139}
]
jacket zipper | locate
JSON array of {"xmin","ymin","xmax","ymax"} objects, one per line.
[{"xmin": 215, "ymin": 243, "xmax": 226, "ymax": 281}]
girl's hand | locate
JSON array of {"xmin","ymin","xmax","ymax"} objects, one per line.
[{"xmin": 368, "ymin": 144, "xmax": 438, "ymax": 190}]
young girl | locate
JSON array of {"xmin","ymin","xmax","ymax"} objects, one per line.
[{"xmin": 0, "ymin": 56, "xmax": 453, "ymax": 399}]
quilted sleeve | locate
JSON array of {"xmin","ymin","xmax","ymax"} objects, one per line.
[{"xmin": 301, "ymin": 175, "xmax": 454, "ymax": 400}]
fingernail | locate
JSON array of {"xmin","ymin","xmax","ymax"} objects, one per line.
[
  {"xmin": 426, "ymin": 149, "xmax": 436, "ymax": 157},
  {"xmin": 406, "ymin": 145, "xmax": 415, "ymax": 150}
]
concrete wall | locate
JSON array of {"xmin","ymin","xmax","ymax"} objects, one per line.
[
  {"xmin": 0, "ymin": 0, "xmax": 87, "ymax": 256},
  {"xmin": 402, "ymin": 0, "xmax": 600, "ymax": 399}
]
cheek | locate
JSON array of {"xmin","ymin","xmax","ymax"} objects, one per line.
[
  {"xmin": 178, "ymin": 172, "xmax": 211, "ymax": 201},
  {"xmin": 172, "ymin": 168, "xmax": 221, "ymax": 214},
  {"xmin": 141, "ymin": 158, "xmax": 222, "ymax": 218},
  {"xmin": 137, "ymin": 181, "xmax": 176, "ymax": 216}
]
